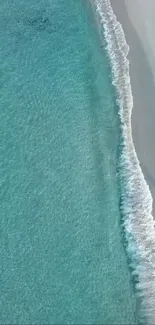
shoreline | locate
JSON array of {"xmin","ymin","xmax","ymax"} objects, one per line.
[
  {"xmin": 90, "ymin": 0, "xmax": 155, "ymax": 323},
  {"xmin": 110, "ymin": 0, "xmax": 155, "ymax": 217}
]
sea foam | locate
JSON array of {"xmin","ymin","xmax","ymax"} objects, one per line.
[{"xmin": 93, "ymin": 0, "xmax": 155, "ymax": 323}]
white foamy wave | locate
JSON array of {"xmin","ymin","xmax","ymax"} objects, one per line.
[{"xmin": 93, "ymin": 0, "xmax": 155, "ymax": 323}]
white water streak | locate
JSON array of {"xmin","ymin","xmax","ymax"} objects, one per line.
[{"xmin": 93, "ymin": 0, "xmax": 155, "ymax": 323}]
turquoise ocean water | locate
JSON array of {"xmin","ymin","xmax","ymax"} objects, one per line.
[{"xmin": 0, "ymin": 0, "xmax": 138, "ymax": 323}]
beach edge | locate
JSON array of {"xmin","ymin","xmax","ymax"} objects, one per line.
[{"xmin": 90, "ymin": 0, "xmax": 155, "ymax": 323}]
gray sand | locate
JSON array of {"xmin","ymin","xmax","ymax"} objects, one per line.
[{"xmin": 111, "ymin": 0, "xmax": 155, "ymax": 215}]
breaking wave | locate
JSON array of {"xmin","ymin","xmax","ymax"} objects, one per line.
[{"xmin": 93, "ymin": 0, "xmax": 155, "ymax": 323}]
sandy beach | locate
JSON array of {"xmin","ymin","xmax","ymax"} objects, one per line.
[{"xmin": 110, "ymin": 0, "xmax": 155, "ymax": 216}]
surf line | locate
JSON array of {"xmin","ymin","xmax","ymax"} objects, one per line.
[{"xmin": 92, "ymin": 0, "xmax": 155, "ymax": 324}]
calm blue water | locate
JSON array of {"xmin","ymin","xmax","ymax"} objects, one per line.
[{"xmin": 0, "ymin": 0, "xmax": 137, "ymax": 323}]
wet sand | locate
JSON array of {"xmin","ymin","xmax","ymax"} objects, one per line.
[{"xmin": 111, "ymin": 0, "xmax": 155, "ymax": 216}]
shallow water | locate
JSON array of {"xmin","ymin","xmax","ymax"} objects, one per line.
[{"xmin": 0, "ymin": 0, "xmax": 137, "ymax": 323}]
